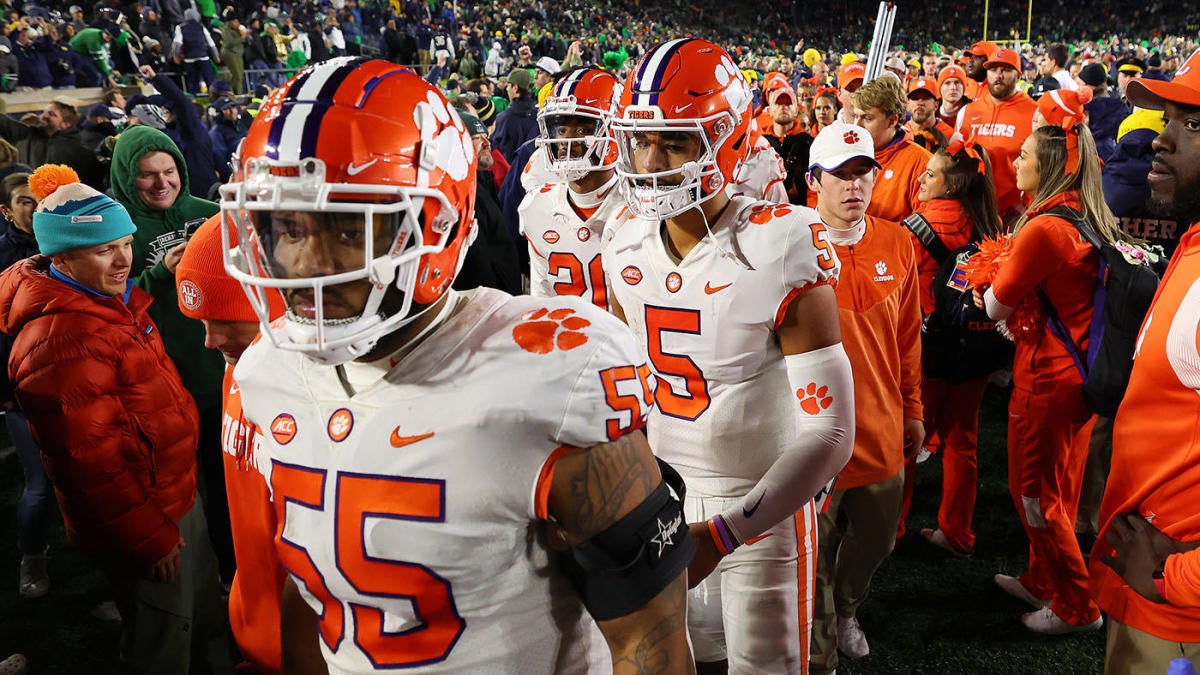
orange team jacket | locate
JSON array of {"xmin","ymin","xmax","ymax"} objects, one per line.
[
  {"xmin": 222, "ymin": 366, "xmax": 287, "ymax": 674},
  {"xmin": 831, "ymin": 216, "xmax": 924, "ymax": 489},
  {"xmin": 907, "ymin": 199, "xmax": 975, "ymax": 316},
  {"xmin": 867, "ymin": 134, "xmax": 932, "ymax": 224},
  {"xmin": 957, "ymin": 91, "xmax": 1036, "ymax": 219},
  {"xmin": 757, "ymin": 114, "xmax": 806, "ymax": 144},
  {"xmin": 1090, "ymin": 222, "xmax": 1200, "ymax": 643},
  {"xmin": 990, "ymin": 193, "xmax": 1097, "ymax": 390}
]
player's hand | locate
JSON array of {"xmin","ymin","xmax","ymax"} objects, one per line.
[
  {"xmin": 150, "ymin": 536, "xmax": 186, "ymax": 583},
  {"xmin": 163, "ymin": 241, "xmax": 187, "ymax": 274},
  {"xmin": 1100, "ymin": 514, "xmax": 1200, "ymax": 604},
  {"xmin": 686, "ymin": 522, "xmax": 721, "ymax": 589},
  {"xmin": 902, "ymin": 417, "xmax": 925, "ymax": 460},
  {"xmin": 139, "ymin": 64, "xmax": 156, "ymax": 79}
]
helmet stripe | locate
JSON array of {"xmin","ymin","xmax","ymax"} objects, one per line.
[
  {"xmin": 558, "ymin": 67, "xmax": 589, "ymax": 98},
  {"xmin": 266, "ymin": 58, "xmax": 361, "ymax": 161},
  {"xmin": 633, "ymin": 38, "xmax": 689, "ymax": 107}
]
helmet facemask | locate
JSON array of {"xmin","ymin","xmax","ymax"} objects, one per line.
[
  {"xmin": 221, "ymin": 157, "xmax": 466, "ymax": 365},
  {"xmin": 537, "ymin": 102, "xmax": 618, "ymax": 183},
  {"xmin": 613, "ymin": 112, "xmax": 735, "ymax": 220}
]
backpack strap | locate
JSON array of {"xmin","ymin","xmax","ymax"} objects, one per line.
[
  {"xmin": 1044, "ymin": 205, "xmax": 1102, "ymax": 250},
  {"xmin": 901, "ymin": 212, "xmax": 952, "ymax": 264},
  {"xmin": 1037, "ymin": 205, "xmax": 1106, "ymax": 380}
]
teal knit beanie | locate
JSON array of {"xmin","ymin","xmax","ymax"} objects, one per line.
[{"xmin": 29, "ymin": 165, "xmax": 137, "ymax": 256}]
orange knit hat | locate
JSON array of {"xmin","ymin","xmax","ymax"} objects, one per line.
[{"xmin": 175, "ymin": 215, "xmax": 286, "ymax": 323}]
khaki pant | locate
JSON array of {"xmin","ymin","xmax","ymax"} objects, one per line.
[
  {"xmin": 810, "ymin": 472, "xmax": 903, "ymax": 675},
  {"xmin": 1106, "ymin": 616, "xmax": 1200, "ymax": 674},
  {"xmin": 100, "ymin": 499, "xmax": 234, "ymax": 675}
]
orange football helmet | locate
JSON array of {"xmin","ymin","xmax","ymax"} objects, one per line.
[
  {"xmin": 221, "ymin": 57, "xmax": 478, "ymax": 365},
  {"xmin": 612, "ymin": 38, "xmax": 753, "ymax": 219},
  {"xmin": 537, "ymin": 67, "xmax": 622, "ymax": 181}
]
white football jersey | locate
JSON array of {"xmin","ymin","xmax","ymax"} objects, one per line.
[
  {"xmin": 728, "ymin": 135, "xmax": 788, "ymax": 204},
  {"xmin": 520, "ymin": 147, "xmax": 558, "ymax": 191},
  {"xmin": 519, "ymin": 180, "xmax": 627, "ymax": 309},
  {"xmin": 234, "ymin": 288, "xmax": 655, "ymax": 674},
  {"xmin": 604, "ymin": 197, "xmax": 840, "ymax": 497}
]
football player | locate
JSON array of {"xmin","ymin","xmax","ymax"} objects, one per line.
[
  {"xmin": 604, "ymin": 38, "xmax": 855, "ymax": 674},
  {"xmin": 520, "ymin": 67, "xmax": 626, "ymax": 308},
  {"xmin": 221, "ymin": 58, "xmax": 695, "ymax": 674}
]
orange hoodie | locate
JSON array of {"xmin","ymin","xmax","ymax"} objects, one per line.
[
  {"xmin": 222, "ymin": 367, "xmax": 286, "ymax": 674},
  {"xmin": 908, "ymin": 199, "xmax": 975, "ymax": 315},
  {"xmin": 867, "ymin": 133, "xmax": 933, "ymax": 224},
  {"xmin": 957, "ymin": 90, "xmax": 1036, "ymax": 219},
  {"xmin": 831, "ymin": 216, "xmax": 924, "ymax": 488},
  {"xmin": 1090, "ymin": 222, "xmax": 1200, "ymax": 642}
]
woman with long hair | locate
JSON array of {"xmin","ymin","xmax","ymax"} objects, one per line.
[
  {"xmin": 902, "ymin": 140, "xmax": 1004, "ymax": 558},
  {"xmin": 975, "ymin": 121, "xmax": 1119, "ymax": 635},
  {"xmin": 810, "ymin": 89, "xmax": 839, "ymax": 137},
  {"xmin": 0, "ymin": 172, "xmax": 52, "ymax": 600}
]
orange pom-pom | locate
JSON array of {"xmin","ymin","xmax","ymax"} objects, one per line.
[
  {"xmin": 964, "ymin": 235, "xmax": 1012, "ymax": 288},
  {"xmin": 28, "ymin": 164, "xmax": 81, "ymax": 201}
]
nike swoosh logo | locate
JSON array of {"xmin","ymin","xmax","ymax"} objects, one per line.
[
  {"xmin": 745, "ymin": 533, "xmax": 773, "ymax": 546},
  {"xmin": 346, "ymin": 158, "xmax": 379, "ymax": 176},
  {"xmin": 743, "ymin": 492, "xmax": 765, "ymax": 519},
  {"xmin": 390, "ymin": 427, "xmax": 435, "ymax": 448},
  {"xmin": 704, "ymin": 282, "xmax": 733, "ymax": 295}
]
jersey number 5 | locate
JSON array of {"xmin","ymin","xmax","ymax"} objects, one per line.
[
  {"xmin": 271, "ymin": 462, "xmax": 465, "ymax": 668},
  {"xmin": 645, "ymin": 305, "xmax": 711, "ymax": 421}
]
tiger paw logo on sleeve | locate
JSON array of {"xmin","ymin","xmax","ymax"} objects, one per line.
[
  {"xmin": 512, "ymin": 307, "xmax": 592, "ymax": 354},
  {"xmin": 796, "ymin": 383, "xmax": 834, "ymax": 414}
]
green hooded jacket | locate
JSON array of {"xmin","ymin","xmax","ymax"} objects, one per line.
[{"xmin": 110, "ymin": 126, "xmax": 223, "ymax": 397}]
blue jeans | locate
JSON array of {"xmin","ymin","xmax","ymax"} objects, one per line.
[{"xmin": 9, "ymin": 409, "xmax": 53, "ymax": 555}]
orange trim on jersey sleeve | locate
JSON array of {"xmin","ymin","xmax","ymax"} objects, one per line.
[
  {"xmin": 525, "ymin": 235, "xmax": 543, "ymax": 260},
  {"xmin": 774, "ymin": 278, "xmax": 837, "ymax": 328},
  {"xmin": 534, "ymin": 445, "xmax": 576, "ymax": 520}
]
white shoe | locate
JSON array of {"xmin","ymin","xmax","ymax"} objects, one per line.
[
  {"xmin": 1021, "ymin": 607, "xmax": 1103, "ymax": 635},
  {"xmin": 994, "ymin": 574, "xmax": 1049, "ymax": 609},
  {"xmin": 921, "ymin": 528, "xmax": 973, "ymax": 558},
  {"xmin": 18, "ymin": 553, "xmax": 49, "ymax": 599},
  {"xmin": 837, "ymin": 615, "xmax": 869, "ymax": 660},
  {"xmin": 0, "ymin": 653, "xmax": 28, "ymax": 675}
]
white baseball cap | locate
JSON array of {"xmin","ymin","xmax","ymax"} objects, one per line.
[
  {"xmin": 809, "ymin": 121, "xmax": 881, "ymax": 172},
  {"xmin": 535, "ymin": 56, "xmax": 561, "ymax": 75}
]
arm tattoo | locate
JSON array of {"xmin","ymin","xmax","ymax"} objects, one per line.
[
  {"xmin": 606, "ymin": 576, "xmax": 692, "ymax": 675},
  {"xmin": 562, "ymin": 433, "xmax": 657, "ymax": 541}
]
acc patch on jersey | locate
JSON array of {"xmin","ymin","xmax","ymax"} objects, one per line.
[
  {"xmin": 621, "ymin": 265, "xmax": 643, "ymax": 285},
  {"xmin": 270, "ymin": 413, "xmax": 298, "ymax": 445}
]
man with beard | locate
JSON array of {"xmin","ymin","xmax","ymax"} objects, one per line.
[
  {"xmin": 1088, "ymin": 48, "xmax": 1200, "ymax": 672},
  {"xmin": 963, "ymin": 41, "xmax": 997, "ymax": 85},
  {"xmin": 758, "ymin": 76, "xmax": 813, "ymax": 205},
  {"xmin": 0, "ymin": 98, "xmax": 105, "ymax": 189},
  {"xmin": 957, "ymin": 48, "xmax": 1036, "ymax": 221},
  {"xmin": 904, "ymin": 76, "xmax": 954, "ymax": 152}
]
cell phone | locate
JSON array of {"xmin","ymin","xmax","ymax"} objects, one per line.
[{"xmin": 182, "ymin": 219, "xmax": 203, "ymax": 238}]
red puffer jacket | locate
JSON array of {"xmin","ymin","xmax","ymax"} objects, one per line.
[{"xmin": 0, "ymin": 256, "xmax": 199, "ymax": 569}]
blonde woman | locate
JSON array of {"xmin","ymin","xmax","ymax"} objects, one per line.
[{"xmin": 975, "ymin": 121, "xmax": 1122, "ymax": 635}]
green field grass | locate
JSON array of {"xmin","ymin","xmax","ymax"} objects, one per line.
[{"xmin": 0, "ymin": 384, "xmax": 1106, "ymax": 673}]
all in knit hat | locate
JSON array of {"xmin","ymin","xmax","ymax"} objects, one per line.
[
  {"xmin": 29, "ymin": 165, "xmax": 136, "ymax": 256},
  {"xmin": 175, "ymin": 216, "xmax": 285, "ymax": 322},
  {"xmin": 1037, "ymin": 88, "xmax": 1093, "ymax": 127}
]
